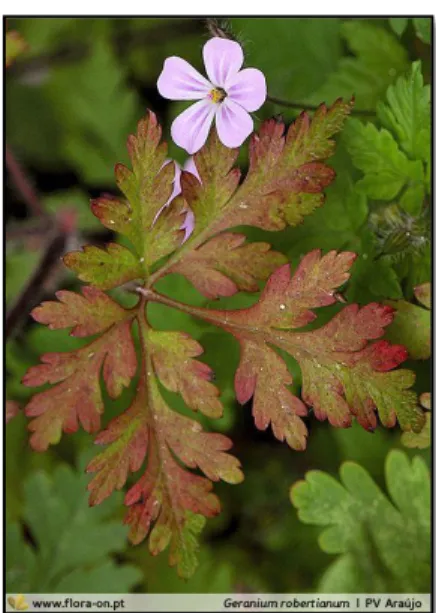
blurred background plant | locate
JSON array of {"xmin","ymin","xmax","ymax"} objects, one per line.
[{"xmin": 6, "ymin": 16, "xmax": 431, "ymax": 594}]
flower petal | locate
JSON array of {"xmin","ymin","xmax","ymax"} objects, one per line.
[
  {"xmin": 165, "ymin": 161, "xmax": 182, "ymax": 204},
  {"xmin": 180, "ymin": 209, "xmax": 195, "ymax": 243},
  {"xmin": 216, "ymin": 99, "xmax": 254, "ymax": 148},
  {"xmin": 171, "ymin": 99, "xmax": 217, "ymax": 154},
  {"xmin": 183, "ymin": 157, "xmax": 201, "ymax": 181},
  {"xmin": 152, "ymin": 161, "xmax": 181, "ymax": 226},
  {"xmin": 203, "ymin": 38, "xmax": 243, "ymax": 88},
  {"xmin": 157, "ymin": 56, "xmax": 211, "ymax": 100},
  {"xmin": 226, "ymin": 68, "xmax": 267, "ymax": 112}
]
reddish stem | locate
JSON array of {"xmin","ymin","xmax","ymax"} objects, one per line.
[{"xmin": 6, "ymin": 144, "xmax": 46, "ymax": 217}]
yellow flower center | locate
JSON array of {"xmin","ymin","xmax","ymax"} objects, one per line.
[{"xmin": 209, "ymin": 87, "xmax": 227, "ymax": 104}]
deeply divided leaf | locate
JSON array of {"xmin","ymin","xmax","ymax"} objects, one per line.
[
  {"xmin": 290, "ymin": 450, "xmax": 430, "ymax": 592},
  {"xmin": 24, "ymin": 288, "xmax": 242, "ymax": 577},
  {"xmin": 21, "ymin": 100, "xmax": 424, "ymax": 579},
  {"xmin": 181, "ymin": 250, "xmax": 424, "ymax": 448}
]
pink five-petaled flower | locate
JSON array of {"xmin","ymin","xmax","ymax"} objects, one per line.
[{"xmin": 157, "ymin": 37, "xmax": 267, "ymax": 154}]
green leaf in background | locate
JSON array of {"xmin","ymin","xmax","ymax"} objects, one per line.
[
  {"xmin": 6, "ymin": 248, "xmax": 40, "ymax": 305},
  {"xmin": 377, "ymin": 61, "xmax": 431, "ymax": 163},
  {"xmin": 12, "ymin": 17, "xmax": 77, "ymax": 55},
  {"xmin": 291, "ymin": 450, "xmax": 430, "ymax": 593},
  {"xmin": 342, "ymin": 225, "xmax": 403, "ymax": 302},
  {"xmin": 385, "ymin": 282, "xmax": 431, "ymax": 360},
  {"xmin": 6, "ymin": 456, "xmax": 142, "ymax": 593},
  {"xmin": 44, "ymin": 39, "xmax": 142, "ymax": 184},
  {"xmin": 345, "ymin": 119, "xmax": 424, "ymax": 204},
  {"xmin": 401, "ymin": 393, "xmax": 431, "ymax": 450},
  {"xmin": 277, "ymin": 169, "xmax": 368, "ymax": 258},
  {"xmin": 412, "ymin": 18, "xmax": 431, "ymax": 44},
  {"xmin": 232, "ymin": 17, "xmax": 341, "ymax": 102},
  {"xmin": 308, "ymin": 21, "xmax": 408, "ymax": 111},
  {"xmin": 388, "ymin": 17, "xmax": 409, "ymax": 37}
]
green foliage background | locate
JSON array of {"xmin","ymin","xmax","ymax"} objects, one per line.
[{"xmin": 6, "ymin": 17, "xmax": 431, "ymax": 594}]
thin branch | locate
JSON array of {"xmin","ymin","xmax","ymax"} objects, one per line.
[
  {"xmin": 6, "ymin": 218, "xmax": 54, "ymax": 244},
  {"xmin": 6, "ymin": 144, "xmax": 46, "ymax": 217},
  {"xmin": 5, "ymin": 224, "xmax": 70, "ymax": 340},
  {"xmin": 266, "ymin": 95, "xmax": 376, "ymax": 117}
]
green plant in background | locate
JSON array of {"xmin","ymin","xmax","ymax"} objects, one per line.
[
  {"xmin": 291, "ymin": 450, "xmax": 430, "ymax": 593},
  {"xmin": 6, "ymin": 455, "xmax": 141, "ymax": 593},
  {"xmin": 347, "ymin": 61, "xmax": 430, "ymax": 215},
  {"xmin": 6, "ymin": 16, "xmax": 431, "ymax": 592}
]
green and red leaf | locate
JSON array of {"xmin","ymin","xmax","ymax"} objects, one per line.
[
  {"xmin": 87, "ymin": 362, "xmax": 242, "ymax": 578},
  {"xmin": 31, "ymin": 286, "xmax": 130, "ymax": 336},
  {"xmin": 201, "ymin": 99, "xmax": 354, "ymax": 234},
  {"xmin": 64, "ymin": 244, "xmax": 143, "ymax": 290},
  {"xmin": 171, "ymin": 233, "xmax": 286, "ymax": 298},
  {"xmin": 23, "ymin": 306, "xmax": 136, "ymax": 451},
  {"xmin": 193, "ymin": 250, "xmax": 424, "ymax": 448},
  {"xmin": 148, "ymin": 330, "xmax": 223, "ymax": 418}
]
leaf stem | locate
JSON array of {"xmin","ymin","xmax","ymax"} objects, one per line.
[{"xmin": 137, "ymin": 286, "xmax": 255, "ymax": 335}]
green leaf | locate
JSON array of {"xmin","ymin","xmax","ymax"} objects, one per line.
[
  {"xmin": 64, "ymin": 243, "xmax": 143, "ymax": 290},
  {"xmin": 385, "ymin": 283, "xmax": 431, "ymax": 360},
  {"xmin": 6, "ymin": 459, "xmax": 141, "ymax": 593},
  {"xmin": 55, "ymin": 561, "xmax": 142, "ymax": 593},
  {"xmin": 44, "ymin": 38, "xmax": 141, "ymax": 184},
  {"xmin": 346, "ymin": 119, "xmax": 424, "ymax": 202},
  {"xmin": 232, "ymin": 18, "xmax": 341, "ymax": 102},
  {"xmin": 282, "ymin": 168, "xmax": 368, "ymax": 260},
  {"xmin": 291, "ymin": 450, "xmax": 431, "ymax": 592},
  {"xmin": 308, "ymin": 21, "xmax": 408, "ymax": 111},
  {"xmin": 401, "ymin": 393, "xmax": 431, "ymax": 449},
  {"xmin": 389, "ymin": 17, "xmax": 409, "ymax": 37},
  {"xmin": 6, "ymin": 248, "xmax": 40, "ymax": 305},
  {"xmin": 377, "ymin": 61, "xmax": 431, "ymax": 162},
  {"xmin": 413, "ymin": 17, "xmax": 431, "ymax": 44}
]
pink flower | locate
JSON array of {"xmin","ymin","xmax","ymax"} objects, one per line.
[
  {"xmin": 154, "ymin": 158, "xmax": 200, "ymax": 242},
  {"xmin": 157, "ymin": 37, "xmax": 267, "ymax": 154}
]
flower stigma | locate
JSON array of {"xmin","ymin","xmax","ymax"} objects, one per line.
[{"xmin": 209, "ymin": 87, "xmax": 227, "ymax": 104}]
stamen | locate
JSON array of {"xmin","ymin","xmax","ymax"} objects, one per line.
[{"xmin": 209, "ymin": 87, "xmax": 227, "ymax": 104}]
